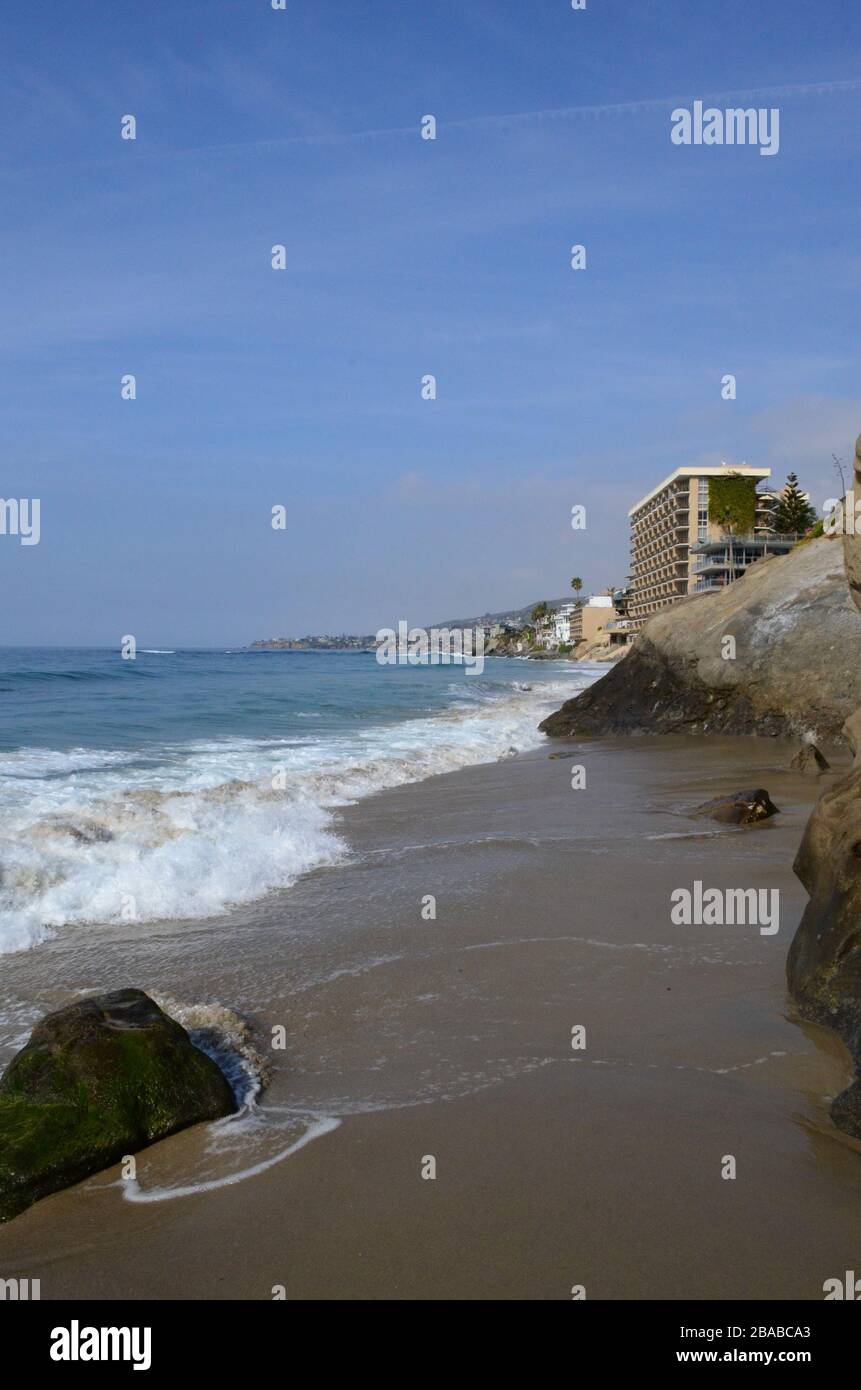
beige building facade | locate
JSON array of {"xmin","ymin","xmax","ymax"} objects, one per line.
[
  {"xmin": 627, "ymin": 465, "xmax": 772, "ymax": 629},
  {"xmin": 570, "ymin": 596, "xmax": 615, "ymax": 646}
]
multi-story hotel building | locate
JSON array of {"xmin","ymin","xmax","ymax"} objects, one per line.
[{"xmin": 627, "ymin": 464, "xmax": 782, "ymax": 630}]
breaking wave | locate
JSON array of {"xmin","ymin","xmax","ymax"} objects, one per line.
[
  {"xmin": 154, "ymin": 996, "xmax": 269, "ymax": 1107},
  {"xmin": 0, "ymin": 670, "xmax": 594, "ymax": 954}
]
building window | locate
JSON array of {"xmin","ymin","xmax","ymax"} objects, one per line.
[{"xmin": 697, "ymin": 478, "xmax": 709, "ymax": 540}]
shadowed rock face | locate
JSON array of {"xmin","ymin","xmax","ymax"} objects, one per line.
[
  {"xmin": 0, "ymin": 989, "xmax": 236, "ymax": 1222},
  {"xmin": 539, "ymin": 538, "xmax": 861, "ymax": 742},
  {"xmin": 787, "ymin": 763, "xmax": 861, "ymax": 1123},
  {"xmin": 787, "ymin": 434, "xmax": 861, "ymax": 1138}
]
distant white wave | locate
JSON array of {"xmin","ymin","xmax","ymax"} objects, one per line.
[
  {"xmin": 0, "ymin": 671, "xmax": 596, "ymax": 954},
  {"xmin": 0, "ymin": 748, "xmax": 141, "ymax": 778}
]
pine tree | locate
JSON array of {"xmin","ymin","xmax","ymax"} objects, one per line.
[{"xmin": 774, "ymin": 474, "xmax": 817, "ymax": 535}]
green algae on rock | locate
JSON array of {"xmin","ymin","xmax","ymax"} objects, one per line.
[{"xmin": 0, "ymin": 988, "xmax": 236, "ymax": 1222}]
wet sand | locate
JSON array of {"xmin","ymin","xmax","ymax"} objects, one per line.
[{"xmin": 1, "ymin": 732, "xmax": 860, "ymax": 1300}]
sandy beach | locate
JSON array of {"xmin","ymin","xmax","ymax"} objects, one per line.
[
  {"xmin": 4, "ymin": 0, "xmax": 861, "ymax": 1333},
  {"xmin": 1, "ymin": 730, "xmax": 859, "ymax": 1300}
]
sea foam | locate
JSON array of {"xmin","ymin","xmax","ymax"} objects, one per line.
[{"xmin": 0, "ymin": 669, "xmax": 595, "ymax": 954}]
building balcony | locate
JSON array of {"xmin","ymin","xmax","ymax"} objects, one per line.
[{"xmin": 690, "ymin": 533, "xmax": 798, "ymax": 559}]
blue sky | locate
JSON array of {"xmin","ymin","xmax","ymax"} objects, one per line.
[{"xmin": 0, "ymin": 0, "xmax": 859, "ymax": 645}]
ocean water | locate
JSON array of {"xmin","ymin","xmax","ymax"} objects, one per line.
[{"xmin": 0, "ymin": 647, "xmax": 597, "ymax": 956}]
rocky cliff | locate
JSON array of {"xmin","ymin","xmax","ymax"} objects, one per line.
[
  {"xmin": 540, "ymin": 536, "xmax": 861, "ymax": 743},
  {"xmin": 787, "ymin": 435, "xmax": 861, "ymax": 1140}
]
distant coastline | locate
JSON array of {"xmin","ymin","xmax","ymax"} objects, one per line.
[
  {"xmin": 248, "ymin": 594, "xmax": 603, "ymax": 658},
  {"xmin": 248, "ymin": 635, "xmax": 377, "ymax": 652}
]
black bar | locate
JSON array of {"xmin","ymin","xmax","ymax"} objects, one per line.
[{"xmin": 3, "ymin": 1299, "xmax": 856, "ymax": 1373}]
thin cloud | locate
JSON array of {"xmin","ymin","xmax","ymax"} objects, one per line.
[
  {"xmin": 138, "ymin": 76, "xmax": 861, "ymax": 162},
  {"xmin": 4, "ymin": 76, "xmax": 860, "ymax": 179},
  {"xmin": 177, "ymin": 76, "xmax": 861, "ymax": 156}
]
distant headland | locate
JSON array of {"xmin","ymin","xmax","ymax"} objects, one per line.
[{"xmin": 248, "ymin": 634, "xmax": 377, "ymax": 651}]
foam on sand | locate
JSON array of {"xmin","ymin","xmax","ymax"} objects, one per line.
[{"xmin": 0, "ymin": 670, "xmax": 597, "ymax": 954}]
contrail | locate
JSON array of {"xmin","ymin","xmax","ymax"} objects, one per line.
[
  {"xmin": 159, "ymin": 75, "xmax": 861, "ymax": 160},
  {"xmin": 2, "ymin": 76, "xmax": 858, "ymax": 176},
  {"xmin": 446, "ymin": 77, "xmax": 861, "ymax": 131}
]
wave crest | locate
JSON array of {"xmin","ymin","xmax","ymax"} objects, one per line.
[{"xmin": 0, "ymin": 672, "xmax": 596, "ymax": 953}]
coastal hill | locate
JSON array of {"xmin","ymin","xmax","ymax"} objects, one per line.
[
  {"xmin": 249, "ymin": 597, "xmax": 579, "ymax": 651},
  {"xmin": 540, "ymin": 536, "xmax": 861, "ymax": 744},
  {"xmin": 429, "ymin": 596, "xmax": 579, "ymax": 629},
  {"xmin": 248, "ymin": 634, "xmax": 376, "ymax": 651}
]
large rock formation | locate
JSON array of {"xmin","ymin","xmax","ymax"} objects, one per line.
[
  {"xmin": 786, "ymin": 743, "xmax": 861, "ymax": 1132},
  {"xmin": 539, "ymin": 537, "xmax": 861, "ymax": 741},
  {"xmin": 0, "ymin": 989, "xmax": 236, "ymax": 1222},
  {"xmin": 788, "ymin": 435, "xmax": 861, "ymax": 1138}
]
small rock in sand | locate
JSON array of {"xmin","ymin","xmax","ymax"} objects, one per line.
[
  {"xmin": 693, "ymin": 788, "xmax": 779, "ymax": 825},
  {"xmin": 790, "ymin": 742, "xmax": 831, "ymax": 774}
]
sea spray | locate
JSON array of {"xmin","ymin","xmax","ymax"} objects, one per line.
[{"xmin": 0, "ymin": 659, "xmax": 600, "ymax": 952}]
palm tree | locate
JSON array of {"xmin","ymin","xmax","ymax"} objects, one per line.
[{"xmin": 570, "ymin": 577, "xmax": 583, "ymax": 607}]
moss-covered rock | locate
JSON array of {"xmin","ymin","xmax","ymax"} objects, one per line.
[{"xmin": 0, "ymin": 988, "xmax": 236, "ymax": 1222}]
